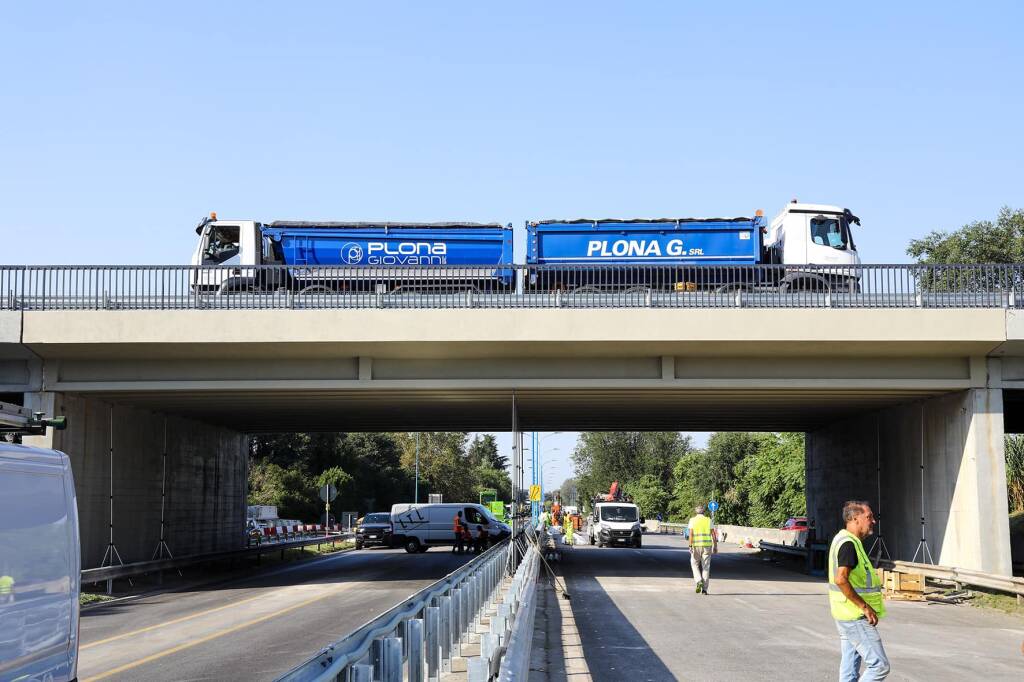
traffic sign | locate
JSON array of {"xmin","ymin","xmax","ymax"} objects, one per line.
[
  {"xmin": 529, "ymin": 484, "xmax": 541, "ymax": 502},
  {"xmin": 320, "ymin": 484, "xmax": 338, "ymax": 502},
  {"xmin": 708, "ymin": 500, "xmax": 720, "ymax": 513}
]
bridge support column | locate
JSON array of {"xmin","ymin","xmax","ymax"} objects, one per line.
[
  {"xmin": 807, "ymin": 389, "xmax": 1011, "ymax": 575},
  {"xmin": 21, "ymin": 391, "xmax": 248, "ymax": 570}
]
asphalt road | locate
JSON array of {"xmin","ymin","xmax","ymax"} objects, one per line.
[
  {"xmin": 562, "ymin": 534, "xmax": 1024, "ymax": 681},
  {"xmin": 77, "ymin": 545, "xmax": 474, "ymax": 681}
]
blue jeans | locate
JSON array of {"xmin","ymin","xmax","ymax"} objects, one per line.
[{"xmin": 835, "ymin": 619, "xmax": 890, "ymax": 681}]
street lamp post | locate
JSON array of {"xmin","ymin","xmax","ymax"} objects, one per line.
[
  {"xmin": 526, "ymin": 432, "xmax": 561, "ymax": 524},
  {"xmin": 414, "ymin": 433, "xmax": 420, "ymax": 505}
]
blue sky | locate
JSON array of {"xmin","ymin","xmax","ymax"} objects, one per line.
[{"xmin": 4, "ymin": 3, "xmax": 1022, "ymax": 481}]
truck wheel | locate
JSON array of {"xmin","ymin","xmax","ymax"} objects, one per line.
[
  {"xmin": 589, "ymin": 534, "xmax": 595, "ymax": 546},
  {"xmin": 633, "ymin": 538, "xmax": 642, "ymax": 549},
  {"xmin": 355, "ymin": 540, "xmax": 364, "ymax": 550},
  {"xmin": 404, "ymin": 538, "xmax": 421, "ymax": 554},
  {"xmin": 418, "ymin": 545, "xmax": 429, "ymax": 553}
]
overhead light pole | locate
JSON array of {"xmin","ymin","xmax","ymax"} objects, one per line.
[{"xmin": 415, "ymin": 433, "xmax": 420, "ymax": 505}]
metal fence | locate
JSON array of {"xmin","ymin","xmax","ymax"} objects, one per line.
[
  {"xmin": 1, "ymin": 263, "xmax": 1022, "ymax": 310},
  {"xmin": 277, "ymin": 534, "xmax": 535, "ymax": 682}
]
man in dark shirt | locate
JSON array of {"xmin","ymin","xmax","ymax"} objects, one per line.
[{"xmin": 836, "ymin": 540, "xmax": 860, "ymax": 573}]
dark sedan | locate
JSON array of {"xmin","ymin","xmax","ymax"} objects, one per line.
[{"xmin": 355, "ymin": 512, "xmax": 393, "ymax": 549}]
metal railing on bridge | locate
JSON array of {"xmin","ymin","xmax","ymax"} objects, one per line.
[
  {"xmin": 277, "ymin": 533, "xmax": 538, "ymax": 682},
  {"xmin": 2, "ymin": 263, "xmax": 1022, "ymax": 310}
]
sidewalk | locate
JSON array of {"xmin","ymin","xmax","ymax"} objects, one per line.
[{"xmin": 529, "ymin": 554, "xmax": 592, "ymax": 681}]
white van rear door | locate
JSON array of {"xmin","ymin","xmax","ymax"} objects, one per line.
[{"xmin": 0, "ymin": 453, "xmax": 77, "ymax": 682}]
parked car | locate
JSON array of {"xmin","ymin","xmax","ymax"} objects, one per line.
[
  {"xmin": 0, "ymin": 442, "xmax": 81, "ymax": 682},
  {"xmin": 355, "ymin": 513, "xmax": 393, "ymax": 549},
  {"xmin": 779, "ymin": 516, "xmax": 809, "ymax": 531},
  {"xmin": 391, "ymin": 503, "xmax": 511, "ymax": 554}
]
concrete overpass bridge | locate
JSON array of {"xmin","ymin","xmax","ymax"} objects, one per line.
[{"xmin": 1, "ymin": 264, "xmax": 1022, "ymax": 576}]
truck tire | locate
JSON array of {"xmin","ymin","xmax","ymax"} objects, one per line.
[
  {"xmin": 633, "ymin": 538, "xmax": 642, "ymax": 549},
  {"xmin": 355, "ymin": 540, "xmax": 364, "ymax": 550},
  {"xmin": 418, "ymin": 545, "xmax": 429, "ymax": 553},
  {"xmin": 404, "ymin": 538, "xmax": 421, "ymax": 554},
  {"xmin": 589, "ymin": 533, "xmax": 595, "ymax": 546}
]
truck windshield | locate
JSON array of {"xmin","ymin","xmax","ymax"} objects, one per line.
[
  {"xmin": 809, "ymin": 215, "xmax": 857, "ymax": 251},
  {"xmin": 600, "ymin": 506, "xmax": 638, "ymax": 522},
  {"xmin": 203, "ymin": 226, "xmax": 240, "ymax": 264}
]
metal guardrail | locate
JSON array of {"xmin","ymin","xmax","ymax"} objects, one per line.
[
  {"xmin": 82, "ymin": 532, "xmax": 352, "ymax": 586},
  {"xmin": 759, "ymin": 541, "xmax": 1023, "ymax": 598},
  {"xmin": 876, "ymin": 559, "xmax": 1024, "ymax": 599},
  {"xmin": 497, "ymin": 540, "xmax": 541, "ymax": 681},
  {"xmin": 2, "ymin": 263, "xmax": 1022, "ymax": 310},
  {"xmin": 278, "ymin": 533, "xmax": 532, "ymax": 682}
]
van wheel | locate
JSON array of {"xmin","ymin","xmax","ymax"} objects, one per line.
[
  {"xmin": 404, "ymin": 538, "xmax": 421, "ymax": 554},
  {"xmin": 355, "ymin": 540, "xmax": 364, "ymax": 550},
  {"xmin": 418, "ymin": 545, "xmax": 429, "ymax": 553},
  {"xmin": 589, "ymin": 534, "xmax": 595, "ymax": 546},
  {"xmin": 633, "ymin": 538, "xmax": 642, "ymax": 549}
]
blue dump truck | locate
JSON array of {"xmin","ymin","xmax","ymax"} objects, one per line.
[
  {"xmin": 191, "ymin": 202, "xmax": 861, "ymax": 293},
  {"xmin": 526, "ymin": 203, "xmax": 862, "ymax": 291},
  {"xmin": 191, "ymin": 217, "xmax": 514, "ymax": 292}
]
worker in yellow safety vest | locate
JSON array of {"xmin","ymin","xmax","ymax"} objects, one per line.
[
  {"xmin": 687, "ymin": 505, "xmax": 717, "ymax": 594},
  {"xmin": 829, "ymin": 500, "xmax": 890, "ymax": 681},
  {"xmin": 0, "ymin": 574, "xmax": 13, "ymax": 604}
]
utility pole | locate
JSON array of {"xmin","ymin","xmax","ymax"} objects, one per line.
[{"xmin": 415, "ymin": 433, "xmax": 420, "ymax": 504}]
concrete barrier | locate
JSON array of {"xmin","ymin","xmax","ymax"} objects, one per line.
[{"xmin": 653, "ymin": 521, "xmax": 808, "ymax": 547}]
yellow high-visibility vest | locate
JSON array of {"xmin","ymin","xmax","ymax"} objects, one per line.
[
  {"xmin": 828, "ymin": 529, "xmax": 886, "ymax": 621},
  {"xmin": 689, "ymin": 514, "xmax": 713, "ymax": 548},
  {"xmin": 0, "ymin": 575, "xmax": 13, "ymax": 595}
]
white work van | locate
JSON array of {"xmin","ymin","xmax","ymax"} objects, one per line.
[
  {"xmin": 0, "ymin": 442, "xmax": 81, "ymax": 682},
  {"xmin": 588, "ymin": 502, "xmax": 644, "ymax": 548},
  {"xmin": 391, "ymin": 503, "xmax": 511, "ymax": 554}
]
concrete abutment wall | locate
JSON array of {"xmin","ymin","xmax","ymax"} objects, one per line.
[
  {"xmin": 23, "ymin": 392, "xmax": 248, "ymax": 569},
  {"xmin": 806, "ymin": 388, "xmax": 1011, "ymax": 575}
]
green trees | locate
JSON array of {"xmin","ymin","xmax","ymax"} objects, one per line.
[
  {"xmin": 1006, "ymin": 435, "xmax": 1024, "ymax": 513},
  {"xmin": 571, "ymin": 432, "xmax": 690, "ymax": 513},
  {"xmin": 569, "ymin": 430, "xmax": 805, "ymax": 525},
  {"xmin": 907, "ymin": 207, "xmax": 1024, "ymax": 265},
  {"xmin": 733, "ymin": 433, "xmax": 806, "ymax": 528},
  {"xmin": 249, "ymin": 431, "xmax": 512, "ymax": 520}
]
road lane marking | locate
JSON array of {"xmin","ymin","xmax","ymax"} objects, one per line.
[
  {"xmin": 793, "ymin": 625, "xmax": 829, "ymax": 640},
  {"xmin": 81, "ymin": 581, "xmax": 354, "ymax": 681},
  {"xmin": 79, "ymin": 591, "xmax": 269, "ymax": 650}
]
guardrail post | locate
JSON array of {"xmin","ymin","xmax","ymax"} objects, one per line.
[
  {"xmin": 425, "ymin": 606, "xmax": 440, "ymax": 681},
  {"xmin": 451, "ymin": 588, "xmax": 463, "ymax": 651},
  {"xmin": 467, "ymin": 657, "xmax": 487, "ymax": 682},
  {"xmin": 382, "ymin": 637, "xmax": 402, "ymax": 682},
  {"xmin": 408, "ymin": 618, "xmax": 425, "ymax": 682},
  {"xmin": 438, "ymin": 594, "xmax": 452, "ymax": 672},
  {"xmin": 351, "ymin": 663, "xmax": 373, "ymax": 682},
  {"xmin": 371, "ymin": 639, "xmax": 384, "ymax": 682}
]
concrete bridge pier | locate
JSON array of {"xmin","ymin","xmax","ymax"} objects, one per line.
[
  {"xmin": 806, "ymin": 388, "xmax": 1011, "ymax": 575},
  {"xmin": 22, "ymin": 391, "xmax": 248, "ymax": 570}
]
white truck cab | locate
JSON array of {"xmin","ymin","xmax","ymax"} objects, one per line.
[
  {"xmin": 764, "ymin": 201, "xmax": 862, "ymax": 287},
  {"xmin": 588, "ymin": 502, "xmax": 644, "ymax": 548},
  {"xmin": 190, "ymin": 215, "xmax": 264, "ymax": 291}
]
